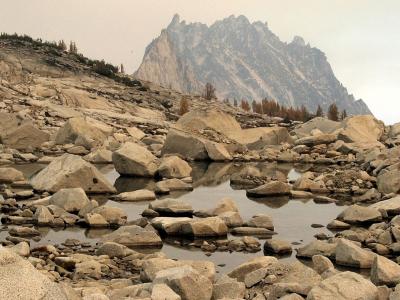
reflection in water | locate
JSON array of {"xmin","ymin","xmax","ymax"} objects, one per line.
[
  {"xmin": 12, "ymin": 161, "xmax": 347, "ymax": 273},
  {"xmin": 248, "ymin": 196, "xmax": 291, "ymax": 209}
]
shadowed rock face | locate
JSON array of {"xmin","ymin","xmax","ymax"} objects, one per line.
[{"xmin": 135, "ymin": 14, "xmax": 371, "ymax": 115}]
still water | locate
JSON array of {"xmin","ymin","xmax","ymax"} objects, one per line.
[{"xmin": 4, "ymin": 162, "xmax": 347, "ymax": 273}]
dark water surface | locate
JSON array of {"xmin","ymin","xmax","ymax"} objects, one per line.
[{"xmin": 5, "ymin": 162, "xmax": 347, "ymax": 273}]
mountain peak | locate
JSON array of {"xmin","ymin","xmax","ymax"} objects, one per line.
[
  {"xmin": 291, "ymin": 36, "xmax": 306, "ymax": 47},
  {"xmin": 168, "ymin": 13, "xmax": 181, "ymax": 27},
  {"xmin": 135, "ymin": 16, "xmax": 371, "ymax": 115}
]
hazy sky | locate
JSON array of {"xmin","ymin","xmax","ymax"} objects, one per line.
[{"xmin": 1, "ymin": 0, "xmax": 399, "ymax": 124}]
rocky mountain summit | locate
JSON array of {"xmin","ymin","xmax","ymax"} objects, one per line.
[
  {"xmin": 135, "ymin": 14, "xmax": 371, "ymax": 115},
  {"xmin": 1, "ymin": 35, "xmax": 400, "ymax": 299}
]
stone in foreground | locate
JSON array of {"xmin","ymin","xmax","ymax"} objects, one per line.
[
  {"xmin": 307, "ymin": 271, "xmax": 378, "ymax": 300},
  {"xmin": 371, "ymin": 255, "xmax": 400, "ymax": 287},
  {"xmin": 227, "ymin": 256, "xmax": 278, "ymax": 282},
  {"xmin": 335, "ymin": 238, "xmax": 375, "ymax": 268},
  {"xmin": 0, "ymin": 247, "xmax": 67, "ymax": 299},
  {"xmin": 153, "ymin": 265, "xmax": 212, "ymax": 300}
]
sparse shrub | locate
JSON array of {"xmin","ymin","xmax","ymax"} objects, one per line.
[{"xmin": 179, "ymin": 98, "xmax": 190, "ymax": 115}]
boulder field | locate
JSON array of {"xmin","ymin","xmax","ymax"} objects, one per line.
[{"xmin": 1, "ymin": 38, "xmax": 400, "ymax": 299}]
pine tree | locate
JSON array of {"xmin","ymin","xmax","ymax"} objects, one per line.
[
  {"xmin": 233, "ymin": 99, "xmax": 238, "ymax": 107},
  {"xmin": 341, "ymin": 109, "xmax": 348, "ymax": 120},
  {"xmin": 240, "ymin": 99, "xmax": 250, "ymax": 111},
  {"xmin": 327, "ymin": 103, "xmax": 339, "ymax": 121},
  {"xmin": 316, "ymin": 105, "xmax": 324, "ymax": 117},
  {"xmin": 58, "ymin": 40, "xmax": 67, "ymax": 51},
  {"xmin": 203, "ymin": 83, "xmax": 216, "ymax": 100},
  {"xmin": 69, "ymin": 41, "xmax": 78, "ymax": 54}
]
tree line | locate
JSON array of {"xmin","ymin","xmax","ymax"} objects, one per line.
[
  {"xmin": 180, "ymin": 82, "xmax": 348, "ymax": 122},
  {"xmin": 236, "ymin": 98, "xmax": 347, "ymax": 122}
]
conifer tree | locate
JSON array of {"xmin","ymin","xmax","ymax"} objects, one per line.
[
  {"xmin": 315, "ymin": 105, "xmax": 324, "ymax": 117},
  {"xmin": 327, "ymin": 103, "xmax": 339, "ymax": 121}
]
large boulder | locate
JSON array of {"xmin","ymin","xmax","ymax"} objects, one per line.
[
  {"xmin": 338, "ymin": 115, "xmax": 384, "ymax": 143},
  {"xmin": 55, "ymin": 117, "xmax": 107, "ymax": 149},
  {"xmin": 161, "ymin": 129, "xmax": 208, "ymax": 160},
  {"xmin": 112, "ymin": 142, "xmax": 158, "ymax": 177},
  {"xmin": 158, "ymin": 156, "xmax": 192, "ymax": 179},
  {"xmin": 1, "ymin": 124, "xmax": 49, "ymax": 151},
  {"xmin": 371, "ymin": 255, "xmax": 400, "ymax": 286},
  {"xmin": 163, "ymin": 110, "xmax": 292, "ymax": 159},
  {"xmin": 176, "ymin": 109, "xmax": 242, "ymax": 137},
  {"xmin": 335, "ymin": 239, "xmax": 376, "ymax": 268},
  {"xmin": 370, "ymin": 195, "xmax": 400, "ymax": 215},
  {"xmin": 293, "ymin": 117, "xmax": 341, "ymax": 138},
  {"xmin": 101, "ymin": 225, "xmax": 162, "ymax": 247},
  {"xmin": 31, "ymin": 154, "xmax": 116, "ymax": 193},
  {"xmin": 337, "ymin": 205, "xmax": 382, "ymax": 224},
  {"xmin": 153, "ymin": 265, "xmax": 213, "ymax": 300},
  {"xmin": 0, "ymin": 247, "xmax": 68, "ymax": 299},
  {"xmin": 307, "ymin": 271, "xmax": 378, "ymax": 300},
  {"xmin": 377, "ymin": 163, "xmax": 400, "ymax": 194},
  {"xmin": 49, "ymin": 188, "xmax": 90, "ymax": 212}
]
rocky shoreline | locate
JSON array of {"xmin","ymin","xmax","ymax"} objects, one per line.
[{"xmin": 1, "ymin": 39, "xmax": 400, "ymax": 299}]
